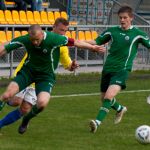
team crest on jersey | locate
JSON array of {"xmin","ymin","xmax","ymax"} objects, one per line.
[
  {"xmin": 43, "ymin": 49, "xmax": 48, "ymax": 53},
  {"xmin": 125, "ymin": 36, "xmax": 129, "ymax": 40}
]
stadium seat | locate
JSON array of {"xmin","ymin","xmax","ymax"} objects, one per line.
[
  {"xmin": 61, "ymin": 11, "xmax": 68, "ymax": 20},
  {"xmin": 91, "ymin": 31, "xmax": 98, "ymax": 40},
  {"xmin": 12, "ymin": 10, "xmax": 22, "ymax": 24},
  {"xmin": 26, "ymin": 11, "xmax": 36, "ymax": 24},
  {"xmin": 0, "ymin": 10, "xmax": 7, "ymax": 24},
  {"xmin": 4, "ymin": 10, "xmax": 15, "ymax": 24},
  {"xmin": 0, "ymin": 31, "xmax": 7, "ymax": 43},
  {"xmin": 33, "ymin": 11, "xmax": 43, "ymax": 24},
  {"xmin": 19, "ymin": 11, "xmax": 29, "ymax": 24},
  {"xmin": 78, "ymin": 31, "xmax": 85, "ymax": 40},
  {"xmin": 71, "ymin": 31, "xmax": 76, "ymax": 39},
  {"xmin": 14, "ymin": 31, "xmax": 21, "ymax": 38},
  {"xmin": 21, "ymin": 30, "xmax": 28, "ymax": 36},
  {"xmin": 85, "ymin": 31, "xmax": 92, "ymax": 40},
  {"xmin": 69, "ymin": 21, "xmax": 78, "ymax": 25},
  {"xmin": 65, "ymin": 31, "xmax": 72, "ymax": 38},
  {"xmin": 40, "ymin": 11, "xmax": 51, "ymax": 25},
  {"xmin": 54, "ymin": 11, "xmax": 61, "ymax": 20},
  {"xmin": 6, "ymin": 30, "xmax": 12, "ymax": 41},
  {"xmin": 47, "ymin": 11, "xmax": 55, "ymax": 24}
]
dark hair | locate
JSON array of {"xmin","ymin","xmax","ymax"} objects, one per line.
[
  {"xmin": 54, "ymin": 17, "xmax": 69, "ymax": 26},
  {"xmin": 118, "ymin": 5, "xmax": 133, "ymax": 17},
  {"xmin": 28, "ymin": 24, "xmax": 42, "ymax": 35}
]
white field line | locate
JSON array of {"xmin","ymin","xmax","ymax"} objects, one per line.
[{"xmin": 52, "ymin": 89, "xmax": 150, "ymax": 98}]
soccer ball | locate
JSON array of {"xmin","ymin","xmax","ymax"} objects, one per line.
[{"xmin": 135, "ymin": 125, "xmax": 150, "ymax": 144}]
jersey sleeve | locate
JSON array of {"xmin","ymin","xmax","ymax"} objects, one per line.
[
  {"xmin": 140, "ymin": 32, "xmax": 150, "ymax": 48},
  {"xmin": 5, "ymin": 36, "xmax": 26, "ymax": 53},
  {"xmin": 14, "ymin": 53, "xmax": 28, "ymax": 77},
  {"xmin": 60, "ymin": 46, "xmax": 72, "ymax": 69},
  {"xmin": 95, "ymin": 29, "xmax": 111, "ymax": 45}
]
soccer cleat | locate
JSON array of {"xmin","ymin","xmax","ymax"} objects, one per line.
[
  {"xmin": 114, "ymin": 106, "xmax": 127, "ymax": 124},
  {"xmin": 89, "ymin": 120, "xmax": 98, "ymax": 133},
  {"xmin": 18, "ymin": 121, "xmax": 29, "ymax": 134},
  {"xmin": 0, "ymin": 101, "xmax": 6, "ymax": 112}
]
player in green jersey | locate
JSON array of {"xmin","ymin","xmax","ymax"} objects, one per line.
[
  {"xmin": 86, "ymin": 5, "xmax": 150, "ymax": 133},
  {"xmin": 0, "ymin": 24, "xmax": 105, "ymax": 133}
]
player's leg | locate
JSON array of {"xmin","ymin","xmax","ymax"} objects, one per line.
[
  {"xmin": 0, "ymin": 89, "xmax": 31, "ymax": 129},
  {"xmin": 90, "ymin": 85, "xmax": 121, "ymax": 133},
  {"xmin": 18, "ymin": 91, "xmax": 50, "ymax": 134}
]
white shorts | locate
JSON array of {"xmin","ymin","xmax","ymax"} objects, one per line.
[{"xmin": 15, "ymin": 87, "xmax": 37, "ymax": 105}]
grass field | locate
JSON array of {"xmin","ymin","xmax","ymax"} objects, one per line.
[{"xmin": 0, "ymin": 72, "xmax": 150, "ymax": 150}]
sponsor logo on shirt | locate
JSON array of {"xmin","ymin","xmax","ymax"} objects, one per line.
[
  {"xmin": 43, "ymin": 49, "xmax": 48, "ymax": 53},
  {"xmin": 125, "ymin": 36, "xmax": 129, "ymax": 40}
]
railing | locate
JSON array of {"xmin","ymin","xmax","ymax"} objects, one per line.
[{"xmin": 1, "ymin": 24, "xmax": 150, "ymax": 77}]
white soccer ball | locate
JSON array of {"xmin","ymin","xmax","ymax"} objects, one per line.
[{"xmin": 135, "ymin": 125, "xmax": 150, "ymax": 144}]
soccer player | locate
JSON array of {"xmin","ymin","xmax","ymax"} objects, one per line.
[
  {"xmin": 0, "ymin": 23, "xmax": 105, "ymax": 133},
  {"xmin": 85, "ymin": 5, "xmax": 150, "ymax": 133},
  {"xmin": 0, "ymin": 18, "xmax": 79, "ymax": 133}
]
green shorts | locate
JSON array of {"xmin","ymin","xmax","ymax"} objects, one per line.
[
  {"xmin": 13, "ymin": 66, "xmax": 56, "ymax": 95},
  {"xmin": 100, "ymin": 70, "xmax": 129, "ymax": 92}
]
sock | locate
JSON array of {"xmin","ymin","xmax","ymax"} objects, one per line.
[
  {"xmin": 111, "ymin": 98, "xmax": 123, "ymax": 112},
  {"xmin": 0, "ymin": 108, "xmax": 23, "ymax": 128},
  {"xmin": 22, "ymin": 105, "xmax": 43, "ymax": 124},
  {"xmin": 96, "ymin": 99, "xmax": 112, "ymax": 122}
]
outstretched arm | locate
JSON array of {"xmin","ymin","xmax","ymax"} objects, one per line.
[{"xmin": 74, "ymin": 40, "xmax": 106, "ymax": 53}]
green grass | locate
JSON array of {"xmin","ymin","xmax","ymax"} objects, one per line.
[{"xmin": 0, "ymin": 72, "xmax": 150, "ymax": 150}]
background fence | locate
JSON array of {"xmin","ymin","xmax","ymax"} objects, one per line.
[{"xmin": 0, "ymin": 24, "xmax": 150, "ymax": 77}]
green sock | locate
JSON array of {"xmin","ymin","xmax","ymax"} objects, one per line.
[
  {"xmin": 111, "ymin": 98, "xmax": 123, "ymax": 112},
  {"xmin": 96, "ymin": 99, "xmax": 112, "ymax": 122},
  {"xmin": 22, "ymin": 105, "xmax": 43, "ymax": 124}
]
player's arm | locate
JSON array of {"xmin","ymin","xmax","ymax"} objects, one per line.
[{"xmin": 60, "ymin": 46, "xmax": 79, "ymax": 71}]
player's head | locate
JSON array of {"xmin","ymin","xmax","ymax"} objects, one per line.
[
  {"xmin": 53, "ymin": 17, "xmax": 69, "ymax": 35},
  {"xmin": 28, "ymin": 24, "xmax": 44, "ymax": 47},
  {"xmin": 117, "ymin": 5, "xmax": 133, "ymax": 30}
]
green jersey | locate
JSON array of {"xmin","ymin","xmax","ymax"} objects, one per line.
[
  {"xmin": 5, "ymin": 31, "xmax": 68, "ymax": 74},
  {"xmin": 96, "ymin": 26, "xmax": 150, "ymax": 72}
]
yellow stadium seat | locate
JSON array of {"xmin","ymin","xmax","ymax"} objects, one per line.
[
  {"xmin": 54, "ymin": 11, "xmax": 61, "ymax": 20},
  {"xmin": 47, "ymin": 11, "xmax": 55, "ymax": 24},
  {"xmin": 61, "ymin": 11, "xmax": 68, "ymax": 20},
  {"xmin": 12, "ymin": 10, "xmax": 22, "ymax": 24},
  {"xmin": 6, "ymin": 31, "xmax": 12, "ymax": 41},
  {"xmin": 19, "ymin": 11, "xmax": 29, "ymax": 24},
  {"xmin": 21, "ymin": 30, "xmax": 28, "ymax": 36},
  {"xmin": 78, "ymin": 31, "xmax": 85, "ymax": 40},
  {"xmin": 27, "ymin": 11, "xmax": 36, "ymax": 24},
  {"xmin": 40, "ymin": 11, "xmax": 51, "ymax": 24},
  {"xmin": 14, "ymin": 31, "xmax": 21, "ymax": 38},
  {"xmin": 71, "ymin": 31, "xmax": 76, "ymax": 39},
  {"xmin": 33, "ymin": 11, "xmax": 43, "ymax": 24},
  {"xmin": 91, "ymin": 31, "xmax": 98, "ymax": 40},
  {"xmin": 0, "ymin": 31, "xmax": 7, "ymax": 43},
  {"xmin": 85, "ymin": 31, "xmax": 92, "ymax": 40},
  {"xmin": 65, "ymin": 31, "xmax": 71, "ymax": 38},
  {"xmin": 0, "ymin": 10, "xmax": 7, "ymax": 24},
  {"xmin": 4, "ymin": 10, "xmax": 15, "ymax": 24}
]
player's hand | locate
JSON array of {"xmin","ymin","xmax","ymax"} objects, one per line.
[
  {"xmin": 92, "ymin": 45, "xmax": 106, "ymax": 53},
  {"xmin": 69, "ymin": 60, "xmax": 79, "ymax": 71}
]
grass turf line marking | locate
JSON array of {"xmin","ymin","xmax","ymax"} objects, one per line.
[{"xmin": 52, "ymin": 89, "xmax": 150, "ymax": 98}]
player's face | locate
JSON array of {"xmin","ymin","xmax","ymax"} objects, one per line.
[
  {"xmin": 53, "ymin": 23, "xmax": 68, "ymax": 35},
  {"xmin": 30, "ymin": 31, "xmax": 44, "ymax": 47},
  {"xmin": 119, "ymin": 12, "xmax": 133, "ymax": 30}
]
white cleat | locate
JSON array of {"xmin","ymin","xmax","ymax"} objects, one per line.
[
  {"xmin": 114, "ymin": 106, "xmax": 127, "ymax": 124},
  {"xmin": 89, "ymin": 120, "xmax": 98, "ymax": 133}
]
